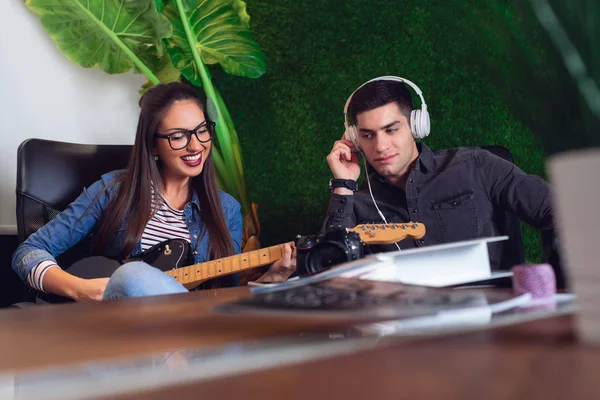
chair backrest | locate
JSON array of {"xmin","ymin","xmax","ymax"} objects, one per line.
[
  {"xmin": 15, "ymin": 139, "xmax": 133, "ymax": 302},
  {"xmin": 16, "ymin": 138, "xmax": 133, "ymax": 245},
  {"xmin": 480, "ymin": 145, "xmax": 525, "ymax": 271}
]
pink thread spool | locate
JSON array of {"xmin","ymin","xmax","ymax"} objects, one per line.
[{"xmin": 512, "ymin": 263, "xmax": 556, "ymax": 299}]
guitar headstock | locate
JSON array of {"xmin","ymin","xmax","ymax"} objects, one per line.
[{"xmin": 347, "ymin": 222, "xmax": 426, "ymax": 245}]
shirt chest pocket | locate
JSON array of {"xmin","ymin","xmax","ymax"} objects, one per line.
[{"xmin": 431, "ymin": 190, "xmax": 479, "ymax": 242}]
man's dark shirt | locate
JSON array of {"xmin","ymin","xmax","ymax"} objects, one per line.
[{"xmin": 324, "ymin": 143, "xmax": 553, "ymax": 269}]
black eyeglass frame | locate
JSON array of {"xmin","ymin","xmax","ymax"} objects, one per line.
[{"xmin": 154, "ymin": 121, "xmax": 216, "ymax": 150}]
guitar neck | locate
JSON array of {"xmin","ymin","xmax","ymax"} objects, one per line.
[{"xmin": 164, "ymin": 241, "xmax": 294, "ymax": 288}]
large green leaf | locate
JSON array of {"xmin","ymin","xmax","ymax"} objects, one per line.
[
  {"xmin": 214, "ymin": 87, "xmax": 247, "ymax": 193},
  {"xmin": 155, "ymin": 0, "xmax": 168, "ymax": 13},
  {"xmin": 140, "ymin": 52, "xmax": 181, "ymax": 93},
  {"xmin": 162, "ymin": 0, "xmax": 266, "ymax": 81},
  {"xmin": 26, "ymin": 0, "xmax": 172, "ymax": 81},
  {"xmin": 232, "ymin": 0, "xmax": 250, "ymax": 27}
]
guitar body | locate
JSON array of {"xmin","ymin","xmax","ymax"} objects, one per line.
[
  {"xmin": 36, "ymin": 239, "xmax": 192, "ymax": 304},
  {"xmin": 65, "ymin": 239, "xmax": 192, "ymax": 278}
]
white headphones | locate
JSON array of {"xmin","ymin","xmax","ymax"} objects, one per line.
[{"xmin": 343, "ymin": 76, "xmax": 430, "ymax": 151}]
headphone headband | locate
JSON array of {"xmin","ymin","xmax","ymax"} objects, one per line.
[
  {"xmin": 343, "ymin": 76, "xmax": 427, "ymax": 128},
  {"xmin": 342, "ymin": 75, "xmax": 430, "ymax": 144}
]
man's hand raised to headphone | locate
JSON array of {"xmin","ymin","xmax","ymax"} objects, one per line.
[{"xmin": 327, "ymin": 136, "xmax": 361, "ymax": 195}]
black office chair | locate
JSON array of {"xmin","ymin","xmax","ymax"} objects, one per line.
[
  {"xmin": 15, "ymin": 138, "xmax": 133, "ymax": 302},
  {"xmin": 541, "ymin": 228, "xmax": 566, "ymax": 289}
]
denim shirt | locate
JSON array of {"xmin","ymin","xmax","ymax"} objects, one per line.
[{"xmin": 12, "ymin": 170, "xmax": 242, "ymax": 283}]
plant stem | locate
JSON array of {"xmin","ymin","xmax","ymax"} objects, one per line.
[{"xmin": 174, "ymin": 0, "xmax": 256, "ymax": 233}]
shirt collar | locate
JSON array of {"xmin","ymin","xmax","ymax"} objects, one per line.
[
  {"xmin": 416, "ymin": 142, "xmax": 433, "ymax": 173},
  {"xmin": 190, "ymin": 190, "xmax": 201, "ymax": 210}
]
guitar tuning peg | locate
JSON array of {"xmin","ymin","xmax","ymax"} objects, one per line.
[
  {"xmin": 392, "ymin": 224, "xmax": 398, "ymax": 229},
  {"xmin": 402, "ymin": 223, "xmax": 408, "ymax": 229},
  {"xmin": 382, "ymin": 224, "xmax": 388, "ymax": 230},
  {"xmin": 412, "ymin": 223, "xmax": 418, "ymax": 229},
  {"xmin": 361, "ymin": 224, "xmax": 368, "ymax": 230},
  {"xmin": 371, "ymin": 224, "xmax": 377, "ymax": 230}
]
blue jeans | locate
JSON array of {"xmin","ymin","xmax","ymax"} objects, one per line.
[{"xmin": 102, "ymin": 261, "xmax": 188, "ymax": 300}]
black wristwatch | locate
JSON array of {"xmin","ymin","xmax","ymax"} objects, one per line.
[{"xmin": 329, "ymin": 178, "xmax": 358, "ymax": 193}]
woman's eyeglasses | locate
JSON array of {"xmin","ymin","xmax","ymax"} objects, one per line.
[{"xmin": 154, "ymin": 121, "xmax": 216, "ymax": 150}]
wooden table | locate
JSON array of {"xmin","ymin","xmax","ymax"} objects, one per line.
[
  {"xmin": 105, "ymin": 314, "xmax": 597, "ymax": 400},
  {"xmin": 0, "ymin": 287, "xmax": 592, "ymax": 400},
  {"xmin": 0, "ymin": 287, "xmax": 362, "ymax": 372}
]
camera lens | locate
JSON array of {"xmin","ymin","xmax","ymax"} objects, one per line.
[{"xmin": 305, "ymin": 243, "xmax": 349, "ymax": 274}]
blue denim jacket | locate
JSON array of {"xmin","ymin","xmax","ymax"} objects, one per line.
[{"xmin": 11, "ymin": 170, "xmax": 242, "ymax": 284}]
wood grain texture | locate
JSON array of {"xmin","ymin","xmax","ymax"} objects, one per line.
[
  {"xmin": 0, "ymin": 287, "xmax": 372, "ymax": 372},
  {"xmin": 103, "ymin": 315, "xmax": 599, "ymax": 400},
  {"xmin": 0, "ymin": 287, "xmax": 588, "ymax": 400}
]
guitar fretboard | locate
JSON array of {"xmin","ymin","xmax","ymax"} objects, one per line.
[{"xmin": 164, "ymin": 241, "xmax": 294, "ymax": 288}]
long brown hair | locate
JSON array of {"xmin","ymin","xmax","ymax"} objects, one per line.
[{"xmin": 93, "ymin": 82, "xmax": 235, "ymax": 260}]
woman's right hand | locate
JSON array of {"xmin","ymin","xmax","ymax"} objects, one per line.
[
  {"xmin": 42, "ymin": 267, "xmax": 109, "ymax": 301},
  {"xmin": 76, "ymin": 278, "xmax": 110, "ymax": 301},
  {"xmin": 326, "ymin": 137, "xmax": 361, "ymax": 182}
]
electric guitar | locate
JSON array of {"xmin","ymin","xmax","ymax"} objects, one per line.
[{"xmin": 49, "ymin": 222, "xmax": 425, "ymax": 300}]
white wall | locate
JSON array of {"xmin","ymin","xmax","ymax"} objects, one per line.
[{"xmin": 0, "ymin": 2, "xmax": 147, "ymax": 234}]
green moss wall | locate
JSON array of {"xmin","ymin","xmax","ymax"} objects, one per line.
[{"xmin": 215, "ymin": 0, "xmax": 545, "ymax": 261}]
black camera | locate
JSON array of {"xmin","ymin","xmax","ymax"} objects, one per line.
[{"xmin": 295, "ymin": 228, "xmax": 366, "ymax": 276}]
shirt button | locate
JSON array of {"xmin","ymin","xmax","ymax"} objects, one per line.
[
  {"xmin": 193, "ymin": 251, "xmax": 197, "ymax": 255},
  {"xmin": 338, "ymin": 208, "xmax": 344, "ymax": 212},
  {"xmin": 420, "ymin": 239, "xmax": 425, "ymax": 244},
  {"xmin": 188, "ymin": 220, "xmax": 192, "ymax": 223},
  {"xmin": 193, "ymin": 234, "xmax": 198, "ymax": 239},
  {"xmin": 413, "ymin": 209, "xmax": 418, "ymax": 213},
  {"xmin": 409, "ymin": 178, "xmax": 413, "ymax": 183}
]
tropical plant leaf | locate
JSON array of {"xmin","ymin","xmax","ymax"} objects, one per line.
[
  {"xmin": 26, "ymin": 0, "xmax": 172, "ymax": 81},
  {"xmin": 206, "ymin": 87, "xmax": 256, "ymax": 232},
  {"xmin": 232, "ymin": 0, "xmax": 250, "ymax": 27},
  {"xmin": 162, "ymin": 0, "xmax": 266, "ymax": 80},
  {"xmin": 154, "ymin": 0, "xmax": 167, "ymax": 13},
  {"xmin": 214, "ymin": 87, "xmax": 247, "ymax": 195},
  {"xmin": 140, "ymin": 53, "xmax": 181, "ymax": 94},
  {"xmin": 211, "ymin": 146, "xmax": 240, "ymax": 201}
]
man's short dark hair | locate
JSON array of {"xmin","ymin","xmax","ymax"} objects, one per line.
[{"xmin": 348, "ymin": 80, "xmax": 414, "ymax": 124}]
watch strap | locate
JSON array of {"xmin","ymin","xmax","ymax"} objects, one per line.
[{"xmin": 329, "ymin": 178, "xmax": 358, "ymax": 192}]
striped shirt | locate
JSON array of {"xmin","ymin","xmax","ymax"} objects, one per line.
[
  {"xmin": 141, "ymin": 199, "xmax": 190, "ymax": 251},
  {"xmin": 27, "ymin": 199, "xmax": 191, "ymax": 292}
]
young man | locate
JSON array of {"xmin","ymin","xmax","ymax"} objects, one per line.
[{"xmin": 324, "ymin": 77, "xmax": 553, "ymax": 270}]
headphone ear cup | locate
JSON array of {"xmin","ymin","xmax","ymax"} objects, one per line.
[
  {"xmin": 344, "ymin": 126, "xmax": 362, "ymax": 151},
  {"xmin": 420, "ymin": 109, "xmax": 430, "ymax": 138},
  {"xmin": 410, "ymin": 110, "xmax": 419, "ymax": 139},
  {"xmin": 410, "ymin": 109, "xmax": 430, "ymax": 139}
]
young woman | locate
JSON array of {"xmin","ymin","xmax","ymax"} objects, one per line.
[{"xmin": 12, "ymin": 82, "xmax": 295, "ymax": 301}]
